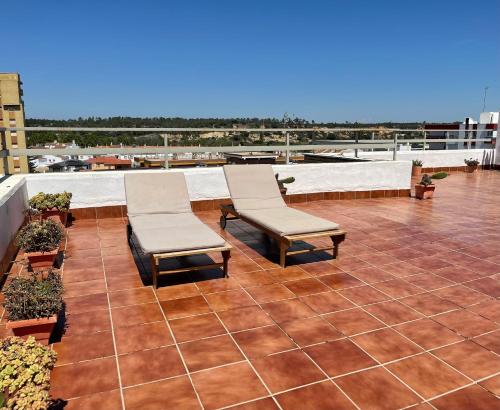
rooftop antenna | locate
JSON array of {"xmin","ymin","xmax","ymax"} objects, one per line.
[{"xmin": 482, "ymin": 86, "xmax": 489, "ymax": 112}]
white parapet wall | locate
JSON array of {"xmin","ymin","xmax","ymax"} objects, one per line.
[
  {"xmin": 24, "ymin": 161, "xmax": 412, "ymax": 208},
  {"xmin": 0, "ymin": 175, "xmax": 28, "ymax": 268},
  {"xmin": 350, "ymin": 148, "xmax": 495, "ymax": 168}
]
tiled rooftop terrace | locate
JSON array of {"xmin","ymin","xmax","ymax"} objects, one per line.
[{"xmin": 4, "ymin": 170, "xmax": 500, "ymax": 409}]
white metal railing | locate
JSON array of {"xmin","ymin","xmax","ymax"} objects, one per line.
[{"xmin": 0, "ymin": 126, "xmax": 494, "ymax": 174}]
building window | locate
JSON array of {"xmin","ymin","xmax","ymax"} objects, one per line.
[{"xmin": 4, "ymin": 105, "xmax": 21, "ymax": 111}]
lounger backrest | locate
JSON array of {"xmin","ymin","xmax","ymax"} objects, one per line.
[
  {"xmin": 223, "ymin": 164, "xmax": 287, "ymax": 211},
  {"xmin": 124, "ymin": 172, "xmax": 192, "ymax": 215}
]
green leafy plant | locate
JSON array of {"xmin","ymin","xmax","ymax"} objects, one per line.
[
  {"xmin": 275, "ymin": 173, "xmax": 295, "ymax": 190},
  {"xmin": 15, "ymin": 220, "xmax": 64, "ymax": 253},
  {"xmin": 464, "ymin": 158, "xmax": 479, "ymax": 167},
  {"xmin": 0, "ymin": 336, "xmax": 57, "ymax": 409},
  {"xmin": 412, "ymin": 159, "xmax": 423, "ymax": 167},
  {"xmin": 29, "ymin": 192, "xmax": 72, "ymax": 212},
  {"xmin": 431, "ymin": 171, "xmax": 448, "ymax": 180},
  {"xmin": 419, "ymin": 174, "xmax": 433, "ymax": 186},
  {"xmin": 3, "ymin": 270, "xmax": 63, "ymax": 321},
  {"xmin": 419, "ymin": 172, "xmax": 448, "ymax": 186}
]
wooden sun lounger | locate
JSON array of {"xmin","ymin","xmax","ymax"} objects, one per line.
[
  {"xmin": 221, "ymin": 165, "xmax": 346, "ymax": 268},
  {"xmin": 220, "ymin": 203, "xmax": 345, "ymax": 267},
  {"xmin": 127, "ymin": 223, "xmax": 231, "ymax": 289},
  {"xmin": 125, "ymin": 172, "xmax": 232, "ymax": 289}
]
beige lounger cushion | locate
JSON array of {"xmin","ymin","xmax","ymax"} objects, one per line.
[
  {"xmin": 223, "ymin": 164, "xmax": 340, "ymax": 236},
  {"xmin": 240, "ymin": 208, "xmax": 339, "ymax": 236},
  {"xmin": 223, "ymin": 164, "xmax": 286, "ymax": 210},
  {"xmin": 129, "ymin": 213, "xmax": 226, "ymax": 254},
  {"xmin": 124, "ymin": 172, "xmax": 192, "ymax": 215},
  {"xmin": 124, "ymin": 172, "xmax": 226, "ymax": 254}
]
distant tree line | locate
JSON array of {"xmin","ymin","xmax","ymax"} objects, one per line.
[{"xmin": 25, "ymin": 116, "xmax": 426, "ymax": 147}]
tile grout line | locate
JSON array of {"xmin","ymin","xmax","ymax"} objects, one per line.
[
  {"xmin": 150, "ymin": 289, "xmax": 207, "ymax": 410},
  {"xmin": 58, "ymin": 206, "xmax": 500, "ymax": 408},
  {"xmin": 95, "ymin": 221, "xmax": 127, "ymax": 410},
  {"xmin": 346, "ymin": 302, "xmax": 480, "ymax": 404},
  {"xmin": 331, "ymin": 291, "xmax": 429, "ymax": 404},
  {"xmin": 224, "ymin": 271, "xmax": 362, "ymax": 410},
  {"xmin": 78, "ymin": 232, "xmax": 496, "ymax": 390},
  {"xmin": 222, "ymin": 223, "xmax": 471, "ymax": 408},
  {"xmin": 315, "ymin": 262, "xmax": 492, "ymax": 403},
  {"xmin": 191, "ymin": 275, "xmax": 286, "ymax": 410}
]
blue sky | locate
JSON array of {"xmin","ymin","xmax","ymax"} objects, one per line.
[{"xmin": 4, "ymin": 0, "xmax": 499, "ymax": 122}]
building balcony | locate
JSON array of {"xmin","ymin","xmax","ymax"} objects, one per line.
[{"xmin": 1, "ymin": 164, "xmax": 499, "ymax": 409}]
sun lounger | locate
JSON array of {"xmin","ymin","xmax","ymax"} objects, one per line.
[
  {"xmin": 221, "ymin": 165, "xmax": 345, "ymax": 267},
  {"xmin": 125, "ymin": 172, "xmax": 231, "ymax": 288}
]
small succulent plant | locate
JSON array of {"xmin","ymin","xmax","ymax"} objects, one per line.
[
  {"xmin": 419, "ymin": 172, "xmax": 448, "ymax": 186},
  {"xmin": 419, "ymin": 174, "xmax": 433, "ymax": 186},
  {"xmin": 464, "ymin": 158, "xmax": 479, "ymax": 167},
  {"xmin": 275, "ymin": 173, "xmax": 295, "ymax": 190},
  {"xmin": 3, "ymin": 270, "xmax": 63, "ymax": 321},
  {"xmin": 431, "ymin": 172, "xmax": 448, "ymax": 180},
  {"xmin": 0, "ymin": 336, "xmax": 57, "ymax": 409},
  {"xmin": 29, "ymin": 192, "xmax": 72, "ymax": 212},
  {"xmin": 15, "ymin": 220, "xmax": 64, "ymax": 253}
]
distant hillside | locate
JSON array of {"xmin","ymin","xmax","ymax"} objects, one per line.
[
  {"xmin": 26, "ymin": 116, "xmax": 423, "ymax": 129},
  {"xmin": 25, "ymin": 117, "xmax": 426, "ymax": 147}
]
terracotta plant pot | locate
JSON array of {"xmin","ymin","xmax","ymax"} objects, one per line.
[
  {"xmin": 26, "ymin": 249, "xmax": 58, "ymax": 269},
  {"xmin": 466, "ymin": 165, "xmax": 478, "ymax": 173},
  {"xmin": 415, "ymin": 184, "xmax": 435, "ymax": 200},
  {"xmin": 42, "ymin": 209, "xmax": 68, "ymax": 226},
  {"xmin": 411, "ymin": 166, "xmax": 422, "ymax": 177},
  {"xmin": 6, "ymin": 315, "xmax": 58, "ymax": 345}
]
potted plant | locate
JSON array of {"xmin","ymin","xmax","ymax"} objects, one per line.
[
  {"xmin": 29, "ymin": 191, "xmax": 72, "ymax": 226},
  {"xmin": 4, "ymin": 271, "xmax": 63, "ymax": 345},
  {"xmin": 0, "ymin": 336, "xmax": 57, "ymax": 409},
  {"xmin": 16, "ymin": 220, "xmax": 64, "ymax": 269},
  {"xmin": 412, "ymin": 159, "xmax": 423, "ymax": 176},
  {"xmin": 414, "ymin": 172, "xmax": 448, "ymax": 200},
  {"xmin": 275, "ymin": 173, "xmax": 295, "ymax": 195},
  {"xmin": 464, "ymin": 158, "xmax": 479, "ymax": 173}
]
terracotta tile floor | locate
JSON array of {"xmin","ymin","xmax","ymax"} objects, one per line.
[{"xmin": 4, "ymin": 170, "xmax": 500, "ymax": 409}]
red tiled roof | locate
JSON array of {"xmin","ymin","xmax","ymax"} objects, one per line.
[{"xmin": 85, "ymin": 157, "xmax": 131, "ymax": 165}]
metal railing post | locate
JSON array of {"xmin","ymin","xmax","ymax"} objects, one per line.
[
  {"xmin": 393, "ymin": 134, "xmax": 398, "ymax": 160},
  {"xmin": 423, "ymin": 130, "xmax": 426, "ymax": 151},
  {"xmin": 354, "ymin": 134, "xmax": 359, "ymax": 158},
  {"xmin": 162, "ymin": 134, "xmax": 169, "ymax": 169},
  {"xmin": 285, "ymin": 132, "xmax": 290, "ymax": 164}
]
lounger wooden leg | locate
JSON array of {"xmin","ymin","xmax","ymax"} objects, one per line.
[
  {"xmin": 279, "ymin": 242, "xmax": 288, "ymax": 268},
  {"xmin": 331, "ymin": 234, "xmax": 346, "ymax": 260},
  {"xmin": 221, "ymin": 249, "xmax": 231, "ymax": 277},
  {"xmin": 150, "ymin": 254, "xmax": 159, "ymax": 289},
  {"xmin": 220, "ymin": 214, "xmax": 227, "ymax": 230},
  {"xmin": 127, "ymin": 223, "xmax": 132, "ymax": 247}
]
